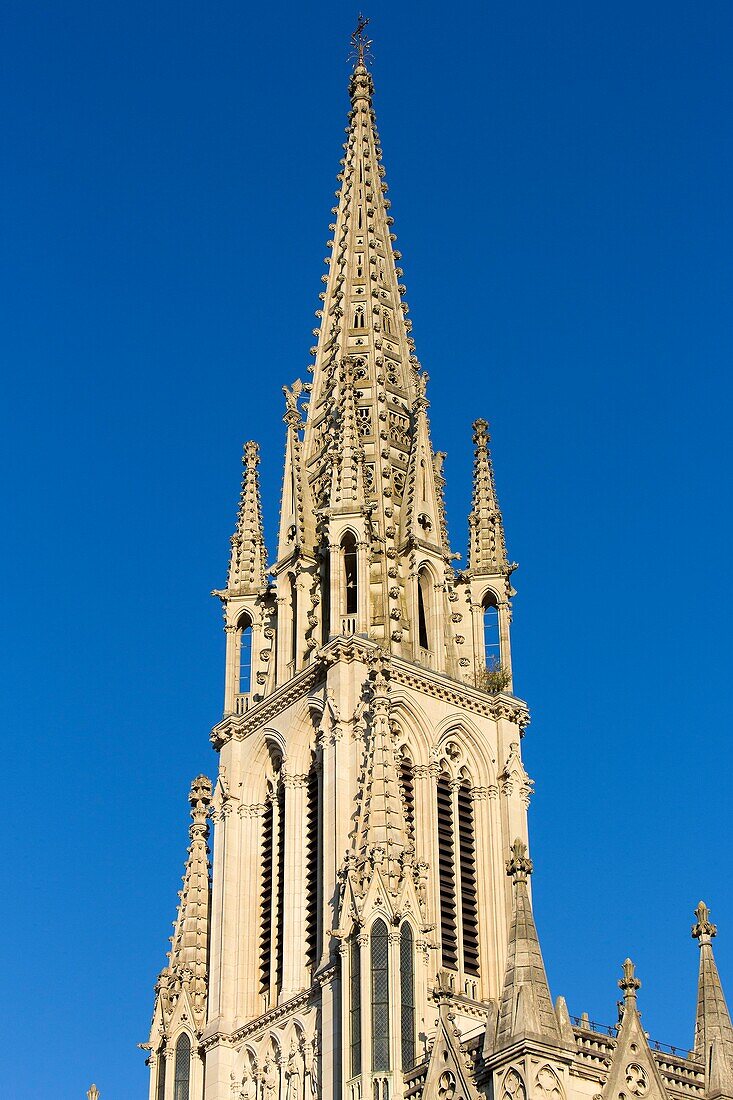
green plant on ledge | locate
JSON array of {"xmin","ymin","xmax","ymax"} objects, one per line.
[{"xmin": 476, "ymin": 660, "xmax": 511, "ymax": 694}]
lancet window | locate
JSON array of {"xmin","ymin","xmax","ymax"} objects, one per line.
[
  {"xmin": 399, "ymin": 751, "xmax": 415, "ymax": 843},
  {"xmin": 321, "ymin": 540, "xmax": 331, "ymax": 644},
  {"xmin": 435, "ymin": 766, "xmax": 480, "ymax": 978},
  {"xmin": 342, "ymin": 532, "xmax": 358, "ymax": 628},
  {"xmin": 173, "ymin": 1034, "xmax": 191, "ymax": 1100},
  {"xmin": 155, "ymin": 1045, "xmax": 166, "ymax": 1100},
  {"xmin": 436, "ymin": 774, "xmax": 459, "ymax": 970},
  {"xmin": 417, "ymin": 569, "xmax": 431, "ymax": 652},
  {"xmin": 305, "ymin": 758, "xmax": 322, "ymax": 970},
  {"xmin": 400, "ymin": 923, "xmax": 416, "ymax": 1070},
  {"xmin": 350, "ymin": 936, "xmax": 362, "ymax": 1078},
  {"xmin": 371, "ymin": 919, "xmax": 390, "ymax": 1071},
  {"xmin": 259, "ymin": 749, "xmax": 286, "ymax": 1005},
  {"xmin": 237, "ymin": 612, "xmax": 253, "ymax": 694},
  {"xmin": 483, "ymin": 592, "xmax": 500, "ymax": 669}
]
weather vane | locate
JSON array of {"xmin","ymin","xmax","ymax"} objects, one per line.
[{"xmin": 350, "ymin": 13, "xmax": 373, "ymax": 66}]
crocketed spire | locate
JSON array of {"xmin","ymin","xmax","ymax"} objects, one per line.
[
  {"xmin": 693, "ymin": 901, "xmax": 733, "ymax": 1095},
  {"xmin": 495, "ymin": 839, "xmax": 561, "ymax": 1050},
  {"xmin": 468, "ymin": 418, "xmax": 509, "ymax": 576},
  {"xmin": 167, "ymin": 775, "xmax": 212, "ymax": 1028},
  {"xmin": 227, "ymin": 441, "xmax": 267, "ymax": 593},
  {"xmin": 353, "ymin": 663, "xmax": 408, "ymax": 892}
]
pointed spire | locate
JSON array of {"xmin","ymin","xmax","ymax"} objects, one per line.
[
  {"xmin": 602, "ymin": 960, "xmax": 670, "ymax": 1100},
  {"xmin": 468, "ymin": 419, "xmax": 510, "ymax": 576},
  {"xmin": 354, "ymin": 662, "xmax": 408, "ymax": 891},
  {"xmin": 167, "ymin": 775, "xmax": 212, "ymax": 1029},
  {"xmin": 692, "ymin": 901, "xmax": 733, "ymax": 1086},
  {"xmin": 276, "ymin": 380, "xmax": 309, "ymax": 564},
  {"xmin": 227, "ymin": 441, "xmax": 267, "ymax": 593},
  {"xmin": 494, "ymin": 839, "xmax": 562, "ymax": 1050}
]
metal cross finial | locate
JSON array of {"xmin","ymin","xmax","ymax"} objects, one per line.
[{"xmin": 350, "ymin": 13, "xmax": 373, "ymax": 66}]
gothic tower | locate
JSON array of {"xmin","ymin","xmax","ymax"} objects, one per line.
[{"xmin": 143, "ymin": 27, "xmax": 731, "ymax": 1100}]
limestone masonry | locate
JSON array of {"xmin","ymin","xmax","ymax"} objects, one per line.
[{"xmin": 142, "ymin": 34, "xmax": 732, "ymax": 1100}]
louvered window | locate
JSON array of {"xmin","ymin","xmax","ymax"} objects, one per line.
[
  {"xmin": 350, "ymin": 937, "xmax": 362, "ymax": 1078},
  {"xmin": 259, "ymin": 760, "xmax": 285, "ymax": 1002},
  {"xmin": 400, "ymin": 923, "xmax": 415, "ymax": 1070},
  {"xmin": 457, "ymin": 782, "xmax": 480, "ymax": 975},
  {"xmin": 305, "ymin": 763, "xmax": 321, "ymax": 968},
  {"xmin": 173, "ymin": 1034, "xmax": 190, "ymax": 1100},
  {"xmin": 371, "ymin": 919, "xmax": 390, "ymax": 1071},
  {"xmin": 259, "ymin": 796, "xmax": 274, "ymax": 992},
  {"xmin": 436, "ymin": 776, "xmax": 458, "ymax": 969},
  {"xmin": 155, "ymin": 1046, "xmax": 166, "ymax": 1100},
  {"xmin": 399, "ymin": 755, "xmax": 415, "ymax": 843}
]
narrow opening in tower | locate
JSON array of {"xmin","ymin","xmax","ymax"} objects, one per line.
[
  {"xmin": 417, "ymin": 572, "xmax": 429, "ymax": 650},
  {"xmin": 343, "ymin": 532, "xmax": 358, "ymax": 618},
  {"xmin": 238, "ymin": 612, "xmax": 252, "ymax": 694},
  {"xmin": 483, "ymin": 592, "xmax": 500, "ymax": 670}
]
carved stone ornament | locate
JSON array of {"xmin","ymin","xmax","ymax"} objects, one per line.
[
  {"xmin": 502, "ymin": 1068, "xmax": 527, "ymax": 1100},
  {"xmin": 535, "ymin": 1065, "xmax": 564, "ymax": 1100},
  {"xmin": 624, "ymin": 1064, "xmax": 649, "ymax": 1096},
  {"xmin": 438, "ymin": 1070, "xmax": 457, "ymax": 1099}
]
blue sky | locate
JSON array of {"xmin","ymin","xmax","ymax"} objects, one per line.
[{"xmin": 2, "ymin": 2, "xmax": 732, "ymax": 1096}]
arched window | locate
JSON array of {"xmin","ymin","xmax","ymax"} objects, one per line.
[
  {"xmin": 260, "ymin": 751, "xmax": 285, "ymax": 1004},
  {"xmin": 400, "ymin": 923, "xmax": 415, "ymax": 1070},
  {"xmin": 457, "ymin": 780, "xmax": 480, "ymax": 976},
  {"xmin": 321, "ymin": 539, "xmax": 331, "ymax": 643},
  {"xmin": 354, "ymin": 303, "xmax": 365, "ymax": 328},
  {"xmin": 350, "ymin": 936, "xmax": 362, "ymax": 1078},
  {"xmin": 342, "ymin": 532, "xmax": 358, "ymax": 618},
  {"xmin": 173, "ymin": 1034, "xmax": 191, "ymax": 1100},
  {"xmin": 483, "ymin": 592, "xmax": 500, "ymax": 669},
  {"xmin": 371, "ymin": 918, "xmax": 390, "ymax": 1071},
  {"xmin": 155, "ymin": 1045, "xmax": 166, "ymax": 1100},
  {"xmin": 436, "ymin": 774, "xmax": 458, "ymax": 970},
  {"xmin": 289, "ymin": 574, "xmax": 298, "ymax": 668},
  {"xmin": 417, "ymin": 571, "xmax": 430, "ymax": 651},
  {"xmin": 238, "ymin": 613, "xmax": 252, "ymax": 694},
  {"xmin": 305, "ymin": 759, "xmax": 322, "ymax": 969}
]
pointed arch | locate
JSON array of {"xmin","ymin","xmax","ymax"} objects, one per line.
[
  {"xmin": 237, "ymin": 610, "xmax": 253, "ymax": 694},
  {"xmin": 400, "ymin": 921, "xmax": 416, "ymax": 1070},
  {"xmin": 482, "ymin": 589, "xmax": 501, "ymax": 669},
  {"xmin": 371, "ymin": 917, "xmax": 390, "ymax": 1071},
  {"xmin": 173, "ymin": 1033, "xmax": 191, "ymax": 1100},
  {"xmin": 342, "ymin": 530, "xmax": 358, "ymax": 620}
]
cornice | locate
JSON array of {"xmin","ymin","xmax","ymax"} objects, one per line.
[
  {"xmin": 211, "ymin": 665, "xmax": 322, "ymax": 749},
  {"xmin": 389, "ymin": 657, "xmax": 530, "ymax": 729}
]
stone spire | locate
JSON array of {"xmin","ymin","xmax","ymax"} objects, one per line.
[
  {"xmin": 275, "ymin": 380, "xmax": 309, "ymax": 566},
  {"xmin": 226, "ymin": 441, "xmax": 267, "ymax": 593},
  {"xmin": 292, "ymin": 48, "xmax": 454, "ymax": 653},
  {"xmin": 494, "ymin": 839, "xmax": 561, "ymax": 1050},
  {"xmin": 692, "ymin": 902, "xmax": 733, "ymax": 1095},
  {"xmin": 353, "ymin": 663, "xmax": 408, "ymax": 892},
  {"xmin": 468, "ymin": 419, "xmax": 509, "ymax": 577},
  {"xmin": 167, "ymin": 775, "xmax": 212, "ymax": 1028}
]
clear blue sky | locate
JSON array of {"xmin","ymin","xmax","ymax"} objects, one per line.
[{"xmin": 2, "ymin": 2, "xmax": 731, "ymax": 1096}]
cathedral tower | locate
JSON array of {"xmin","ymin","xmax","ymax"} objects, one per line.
[{"xmin": 143, "ymin": 24, "xmax": 730, "ymax": 1100}]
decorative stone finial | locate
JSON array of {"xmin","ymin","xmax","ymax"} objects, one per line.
[
  {"xmin": 87, "ymin": 1086, "xmax": 100, "ymax": 1100},
  {"xmin": 349, "ymin": 14, "xmax": 374, "ymax": 103},
  {"xmin": 692, "ymin": 900, "xmax": 718, "ymax": 944},
  {"xmin": 506, "ymin": 838, "xmax": 533, "ymax": 883},
  {"xmin": 618, "ymin": 958, "xmax": 641, "ymax": 1001}
]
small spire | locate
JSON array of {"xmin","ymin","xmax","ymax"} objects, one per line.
[
  {"xmin": 329, "ymin": 357, "xmax": 365, "ymax": 507},
  {"xmin": 618, "ymin": 958, "xmax": 642, "ymax": 1004},
  {"xmin": 692, "ymin": 901, "xmax": 733, "ymax": 1074},
  {"xmin": 227, "ymin": 440, "xmax": 267, "ymax": 593},
  {"xmin": 354, "ymin": 663, "xmax": 408, "ymax": 892},
  {"xmin": 166, "ymin": 776, "xmax": 212, "ymax": 1029},
  {"xmin": 494, "ymin": 838, "xmax": 563, "ymax": 1050},
  {"xmin": 468, "ymin": 418, "xmax": 510, "ymax": 576}
]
